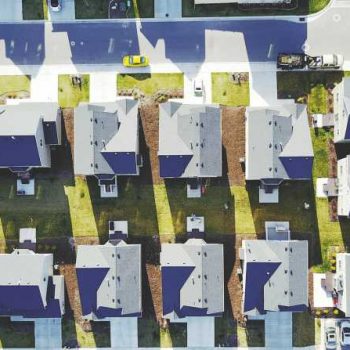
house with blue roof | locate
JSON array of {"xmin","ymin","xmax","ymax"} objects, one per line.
[
  {"xmin": 74, "ymin": 99, "xmax": 141, "ymax": 198},
  {"xmin": 333, "ymin": 77, "xmax": 350, "ymax": 143},
  {"xmin": 0, "ymin": 102, "xmax": 61, "ymax": 174},
  {"xmin": 240, "ymin": 231, "xmax": 308, "ymax": 317},
  {"xmin": 245, "ymin": 101, "xmax": 313, "ymax": 203},
  {"xmin": 158, "ymin": 102, "xmax": 222, "ymax": 197},
  {"xmin": 0, "ymin": 249, "xmax": 65, "ymax": 319},
  {"xmin": 160, "ymin": 238, "xmax": 224, "ymax": 322}
]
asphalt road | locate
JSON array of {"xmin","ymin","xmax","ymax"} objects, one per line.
[{"xmin": 0, "ymin": 5, "xmax": 349, "ymax": 66}]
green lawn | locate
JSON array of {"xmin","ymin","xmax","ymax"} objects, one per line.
[
  {"xmin": 0, "ymin": 75, "xmax": 31, "ymax": 102},
  {"xmin": 117, "ymin": 73, "xmax": 184, "ymax": 97},
  {"xmin": 277, "ymin": 71, "xmax": 344, "ymax": 114},
  {"xmin": 183, "ymin": 0, "xmax": 329, "ymax": 16},
  {"xmin": 22, "ymin": 0, "xmax": 47, "ymax": 19},
  {"xmin": 58, "ymin": 75, "xmax": 90, "ymax": 108},
  {"xmin": 293, "ymin": 313, "xmax": 319, "ymax": 347},
  {"xmin": 212, "ymin": 72, "xmax": 250, "ymax": 107},
  {"xmin": 0, "ymin": 319, "xmax": 34, "ymax": 348},
  {"xmin": 75, "ymin": 0, "xmax": 153, "ymax": 19}
]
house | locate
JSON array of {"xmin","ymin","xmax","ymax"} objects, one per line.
[
  {"xmin": 245, "ymin": 102, "xmax": 313, "ymax": 203},
  {"xmin": 332, "ymin": 77, "xmax": 350, "ymax": 143},
  {"xmin": 313, "ymin": 253, "xmax": 350, "ymax": 316},
  {"xmin": 0, "ymin": 249, "xmax": 65, "ymax": 319},
  {"xmin": 74, "ymin": 99, "xmax": 141, "ymax": 198},
  {"xmin": 337, "ymin": 155, "xmax": 350, "ymax": 217},
  {"xmin": 76, "ymin": 241, "xmax": 142, "ymax": 320},
  {"xmin": 160, "ymin": 239, "xmax": 224, "ymax": 321},
  {"xmin": 240, "ymin": 223, "xmax": 308, "ymax": 316},
  {"xmin": 0, "ymin": 102, "xmax": 61, "ymax": 174},
  {"xmin": 158, "ymin": 102, "xmax": 222, "ymax": 197}
]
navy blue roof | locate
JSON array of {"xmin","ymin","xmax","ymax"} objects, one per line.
[
  {"xmin": 243, "ymin": 262, "xmax": 280, "ymax": 314},
  {"xmin": 279, "ymin": 156, "xmax": 313, "ymax": 179},
  {"xmin": 278, "ymin": 304, "xmax": 308, "ymax": 312},
  {"xmin": 0, "ymin": 136, "xmax": 41, "ymax": 167},
  {"xmin": 345, "ymin": 117, "xmax": 350, "ymax": 140},
  {"xmin": 0, "ymin": 277, "xmax": 62, "ymax": 318},
  {"xmin": 159, "ymin": 155, "xmax": 192, "ymax": 178},
  {"xmin": 101, "ymin": 152, "xmax": 137, "ymax": 175},
  {"xmin": 43, "ymin": 121, "xmax": 58, "ymax": 145}
]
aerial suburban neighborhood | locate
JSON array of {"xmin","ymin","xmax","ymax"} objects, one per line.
[{"xmin": 0, "ymin": 0, "xmax": 350, "ymax": 349}]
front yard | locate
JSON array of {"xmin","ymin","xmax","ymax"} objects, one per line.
[
  {"xmin": 117, "ymin": 73, "xmax": 184, "ymax": 99},
  {"xmin": 212, "ymin": 72, "xmax": 250, "ymax": 107},
  {"xmin": 0, "ymin": 75, "xmax": 31, "ymax": 103},
  {"xmin": 58, "ymin": 74, "xmax": 90, "ymax": 108},
  {"xmin": 22, "ymin": 0, "xmax": 47, "ymax": 20}
]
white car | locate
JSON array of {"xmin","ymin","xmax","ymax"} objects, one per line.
[
  {"xmin": 325, "ymin": 325, "xmax": 337, "ymax": 350},
  {"xmin": 340, "ymin": 321, "xmax": 350, "ymax": 346},
  {"xmin": 48, "ymin": 0, "xmax": 62, "ymax": 12},
  {"xmin": 193, "ymin": 79, "xmax": 203, "ymax": 97}
]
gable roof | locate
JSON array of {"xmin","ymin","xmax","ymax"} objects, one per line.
[
  {"xmin": 245, "ymin": 102, "xmax": 313, "ymax": 180},
  {"xmin": 74, "ymin": 99, "xmax": 139, "ymax": 176},
  {"xmin": 0, "ymin": 249, "xmax": 64, "ymax": 318},
  {"xmin": 76, "ymin": 241, "xmax": 142, "ymax": 319},
  {"xmin": 160, "ymin": 239, "xmax": 224, "ymax": 319},
  {"xmin": 241, "ymin": 240, "xmax": 308, "ymax": 315},
  {"xmin": 158, "ymin": 102, "xmax": 222, "ymax": 178},
  {"xmin": 0, "ymin": 103, "xmax": 59, "ymax": 168},
  {"xmin": 337, "ymin": 155, "xmax": 350, "ymax": 217}
]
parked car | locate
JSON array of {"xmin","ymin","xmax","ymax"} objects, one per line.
[
  {"xmin": 340, "ymin": 321, "xmax": 350, "ymax": 347},
  {"xmin": 277, "ymin": 53, "xmax": 307, "ymax": 70},
  {"xmin": 122, "ymin": 55, "xmax": 149, "ymax": 67},
  {"xmin": 308, "ymin": 54, "xmax": 344, "ymax": 70},
  {"xmin": 193, "ymin": 79, "xmax": 203, "ymax": 97},
  {"xmin": 277, "ymin": 53, "xmax": 343, "ymax": 70},
  {"xmin": 48, "ymin": 0, "xmax": 62, "ymax": 12},
  {"xmin": 325, "ymin": 325, "xmax": 337, "ymax": 350}
]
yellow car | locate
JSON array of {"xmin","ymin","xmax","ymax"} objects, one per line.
[{"xmin": 123, "ymin": 55, "xmax": 149, "ymax": 67}]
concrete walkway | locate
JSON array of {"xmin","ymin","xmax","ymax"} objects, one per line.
[
  {"xmin": 154, "ymin": 0, "xmax": 182, "ymax": 18},
  {"xmin": 34, "ymin": 318, "xmax": 62, "ymax": 349},
  {"xmin": 265, "ymin": 312, "xmax": 293, "ymax": 349},
  {"xmin": 0, "ymin": 0, "xmax": 22, "ymax": 22},
  {"xmin": 90, "ymin": 72, "xmax": 117, "ymax": 102}
]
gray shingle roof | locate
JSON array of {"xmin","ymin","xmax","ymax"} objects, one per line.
[
  {"xmin": 76, "ymin": 241, "xmax": 142, "ymax": 317},
  {"xmin": 158, "ymin": 102, "xmax": 222, "ymax": 177},
  {"xmin": 245, "ymin": 102, "xmax": 313, "ymax": 180},
  {"xmin": 74, "ymin": 99, "xmax": 139, "ymax": 176},
  {"xmin": 241, "ymin": 240, "xmax": 308, "ymax": 314}
]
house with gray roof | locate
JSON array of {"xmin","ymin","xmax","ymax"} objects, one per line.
[
  {"xmin": 160, "ymin": 238, "xmax": 224, "ymax": 322},
  {"xmin": 245, "ymin": 102, "xmax": 313, "ymax": 203},
  {"xmin": 74, "ymin": 99, "xmax": 141, "ymax": 197},
  {"xmin": 0, "ymin": 102, "xmax": 61, "ymax": 174},
  {"xmin": 76, "ymin": 240, "xmax": 142, "ymax": 321},
  {"xmin": 240, "ymin": 235, "xmax": 308, "ymax": 316},
  {"xmin": 0, "ymin": 249, "xmax": 65, "ymax": 319},
  {"xmin": 337, "ymin": 155, "xmax": 350, "ymax": 217},
  {"xmin": 333, "ymin": 77, "xmax": 350, "ymax": 143},
  {"xmin": 158, "ymin": 102, "xmax": 222, "ymax": 181}
]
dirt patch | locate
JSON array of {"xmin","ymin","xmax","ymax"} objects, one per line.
[{"xmin": 222, "ymin": 106, "xmax": 246, "ymax": 186}]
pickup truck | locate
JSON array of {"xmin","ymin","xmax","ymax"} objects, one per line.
[{"xmin": 277, "ymin": 53, "xmax": 343, "ymax": 70}]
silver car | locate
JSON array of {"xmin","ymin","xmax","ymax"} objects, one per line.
[
  {"xmin": 325, "ymin": 325, "xmax": 337, "ymax": 350},
  {"xmin": 48, "ymin": 0, "xmax": 62, "ymax": 12}
]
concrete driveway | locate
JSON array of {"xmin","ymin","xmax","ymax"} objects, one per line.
[
  {"xmin": 110, "ymin": 317, "xmax": 138, "ymax": 348},
  {"xmin": 48, "ymin": 0, "xmax": 75, "ymax": 21},
  {"xmin": 0, "ymin": 0, "xmax": 22, "ymax": 22},
  {"xmin": 264, "ymin": 312, "xmax": 292, "ymax": 349},
  {"xmin": 187, "ymin": 316, "xmax": 215, "ymax": 347},
  {"xmin": 155, "ymin": 0, "xmax": 182, "ymax": 18},
  {"xmin": 35, "ymin": 318, "xmax": 62, "ymax": 349}
]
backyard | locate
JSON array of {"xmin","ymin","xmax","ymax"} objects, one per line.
[
  {"xmin": 58, "ymin": 74, "xmax": 90, "ymax": 108},
  {"xmin": 0, "ymin": 75, "xmax": 31, "ymax": 103},
  {"xmin": 212, "ymin": 72, "xmax": 250, "ymax": 107}
]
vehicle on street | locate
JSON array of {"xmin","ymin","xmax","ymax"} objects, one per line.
[
  {"xmin": 48, "ymin": 0, "xmax": 62, "ymax": 12},
  {"xmin": 193, "ymin": 79, "xmax": 204, "ymax": 97},
  {"xmin": 277, "ymin": 53, "xmax": 343, "ymax": 70},
  {"xmin": 340, "ymin": 321, "xmax": 350, "ymax": 347},
  {"xmin": 325, "ymin": 324, "xmax": 337, "ymax": 350},
  {"xmin": 123, "ymin": 55, "xmax": 149, "ymax": 67}
]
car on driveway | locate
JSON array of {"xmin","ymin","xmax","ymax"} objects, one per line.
[
  {"xmin": 325, "ymin": 324, "xmax": 337, "ymax": 350},
  {"xmin": 48, "ymin": 0, "xmax": 62, "ymax": 12},
  {"xmin": 193, "ymin": 79, "xmax": 203, "ymax": 97},
  {"xmin": 123, "ymin": 55, "xmax": 149, "ymax": 68},
  {"xmin": 340, "ymin": 321, "xmax": 350, "ymax": 347}
]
